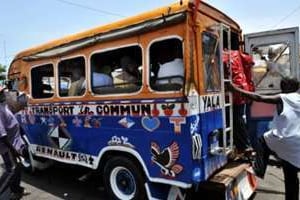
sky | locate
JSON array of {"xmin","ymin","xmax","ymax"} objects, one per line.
[{"xmin": 1, "ymin": 0, "xmax": 300, "ymax": 67}]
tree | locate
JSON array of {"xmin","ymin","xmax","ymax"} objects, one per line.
[
  {"xmin": 0, "ymin": 64, "xmax": 6, "ymax": 72},
  {"xmin": 0, "ymin": 63, "xmax": 6, "ymax": 80}
]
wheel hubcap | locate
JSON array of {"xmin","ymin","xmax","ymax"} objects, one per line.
[{"xmin": 110, "ymin": 166, "xmax": 136, "ymax": 199}]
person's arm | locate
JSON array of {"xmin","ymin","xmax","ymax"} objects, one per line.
[{"xmin": 228, "ymin": 83, "xmax": 281, "ymax": 104}]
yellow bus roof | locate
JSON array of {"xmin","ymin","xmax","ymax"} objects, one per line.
[{"xmin": 12, "ymin": 0, "xmax": 240, "ymax": 63}]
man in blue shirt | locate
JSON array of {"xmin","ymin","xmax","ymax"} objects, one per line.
[{"xmin": 0, "ymin": 86, "xmax": 28, "ymax": 200}]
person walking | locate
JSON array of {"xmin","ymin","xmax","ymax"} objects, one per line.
[
  {"xmin": 0, "ymin": 86, "xmax": 28, "ymax": 200},
  {"xmin": 229, "ymin": 77, "xmax": 300, "ymax": 200}
]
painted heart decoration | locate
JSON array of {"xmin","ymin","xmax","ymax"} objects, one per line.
[{"xmin": 142, "ymin": 116, "xmax": 160, "ymax": 132}]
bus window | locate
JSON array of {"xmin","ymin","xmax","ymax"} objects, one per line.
[
  {"xmin": 149, "ymin": 38, "xmax": 184, "ymax": 91},
  {"xmin": 91, "ymin": 45, "xmax": 142, "ymax": 95},
  {"xmin": 251, "ymin": 43, "xmax": 291, "ymax": 92},
  {"xmin": 58, "ymin": 57, "xmax": 86, "ymax": 97},
  {"xmin": 31, "ymin": 64, "xmax": 54, "ymax": 99},
  {"xmin": 202, "ymin": 32, "xmax": 221, "ymax": 92}
]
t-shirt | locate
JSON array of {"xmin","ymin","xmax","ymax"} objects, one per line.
[
  {"xmin": 114, "ymin": 71, "xmax": 137, "ymax": 88},
  {"xmin": 0, "ymin": 103, "xmax": 24, "ymax": 154},
  {"xmin": 264, "ymin": 92, "xmax": 300, "ymax": 168},
  {"xmin": 223, "ymin": 50, "xmax": 255, "ymax": 104},
  {"xmin": 157, "ymin": 58, "xmax": 184, "ymax": 85},
  {"xmin": 92, "ymin": 73, "xmax": 113, "ymax": 87},
  {"xmin": 68, "ymin": 77, "xmax": 85, "ymax": 96}
]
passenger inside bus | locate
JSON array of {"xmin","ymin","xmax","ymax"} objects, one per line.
[
  {"xmin": 150, "ymin": 38, "xmax": 184, "ymax": 91},
  {"xmin": 92, "ymin": 65, "xmax": 113, "ymax": 87},
  {"xmin": 32, "ymin": 76, "xmax": 52, "ymax": 98},
  {"xmin": 31, "ymin": 64, "xmax": 54, "ymax": 99},
  {"xmin": 156, "ymin": 57, "xmax": 184, "ymax": 85},
  {"xmin": 114, "ymin": 56, "xmax": 140, "ymax": 87},
  {"xmin": 68, "ymin": 66, "xmax": 85, "ymax": 96}
]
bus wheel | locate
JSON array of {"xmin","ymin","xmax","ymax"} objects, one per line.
[{"xmin": 103, "ymin": 156, "xmax": 146, "ymax": 200}]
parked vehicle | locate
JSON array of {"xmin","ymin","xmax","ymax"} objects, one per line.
[{"xmin": 7, "ymin": 0, "xmax": 299, "ymax": 199}]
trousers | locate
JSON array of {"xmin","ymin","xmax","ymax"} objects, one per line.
[
  {"xmin": 0, "ymin": 151, "xmax": 23, "ymax": 194},
  {"xmin": 233, "ymin": 104, "xmax": 252, "ymax": 151},
  {"xmin": 254, "ymin": 136, "xmax": 299, "ymax": 200},
  {"xmin": 282, "ymin": 159, "xmax": 299, "ymax": 200}
]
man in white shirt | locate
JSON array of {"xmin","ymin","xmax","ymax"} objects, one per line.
[
  {"xmin": 156, "ymin": 58, "xmax": 184, "ymax": 85},
  {"xmin": 230, "ymin": 77, "xmax": 300, "ymax": 200}
]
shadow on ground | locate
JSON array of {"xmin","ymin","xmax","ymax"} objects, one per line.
[{"xmin": 21, "ymin": 163, "xmax": 107, "ymax": 200}]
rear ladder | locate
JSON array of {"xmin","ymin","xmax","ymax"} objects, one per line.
[{"xmin": 219, "ymin": 24, "xmax": 234, "ymax": 154}]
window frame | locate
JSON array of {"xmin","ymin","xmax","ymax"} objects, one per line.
[
  {"xmin": 57, "ymin": 55, "xmax": 87, "ymax": 98},
  {"xmin": 89, "ymin": 43, "xmax": 144, "ymax": 96},
  {"xmin": 147, "ymin": 35, "xmax": 184, "ymax": 93},
  {"xmin": 251, "ymin": 43, "xmax": 291, "ymax": 93},
  {"xmin": 30, "ymin": 62, "xmax": 55, "ymax": 99},
  {"xmin": 201, "ymin": 31, "xmax": 221, "ymax": 92}
]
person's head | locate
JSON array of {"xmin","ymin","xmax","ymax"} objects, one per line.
[
  {"xmin": 120, "ymin": 56, "xmax": 138, "ymax": 74},
  {"xmin": 280, "ymin": 77, "xmax": 299, "ymax": 93},
  {"xmin": 268, "ymin": 48, "xmax": 276, "ymax": 60},
  {"xmin": 72, "ymin": 66, "xmax": 84, "ymax": 81},
  {"xmin": 99, "ymin": 65, "xmax": 112, "ymax": 76}
]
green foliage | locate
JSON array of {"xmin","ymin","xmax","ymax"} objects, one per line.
[
  {"xmin": 0, "ymin": 64, "xmax": 6, "ymax": 80},
  {"xmin": 0, "ymin": 64, "xmax": 6, "ymax": 73}
]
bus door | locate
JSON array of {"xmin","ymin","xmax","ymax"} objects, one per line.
[{"xmin": 244, "ymin": 27, "xmax": 299, "ymax": 144}]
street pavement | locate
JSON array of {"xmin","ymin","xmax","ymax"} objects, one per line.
[
  {"xmin": 0, "ymin": 162, "xmax": 106, "ymax": 200},
  {"xmin": 0, "ymin": 159, "xmax": 297, "ymax": 200},
  {"xmin": 255, "ymin": 165, "xmax": 287, "ymax": 200}
]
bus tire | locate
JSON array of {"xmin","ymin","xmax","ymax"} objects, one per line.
[{"xmin": 103, "ymin": 156, "xmax": 146, "ymax": 200}]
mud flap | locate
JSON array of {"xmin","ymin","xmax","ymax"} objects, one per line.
[{"xmin": 196, "ymin": 162, "xmax": 257, "ymax": 200}]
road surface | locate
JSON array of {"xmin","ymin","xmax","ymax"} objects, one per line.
[{"xmin": 0, "ymin": 158, "xmax": 297, "ymax": 200}]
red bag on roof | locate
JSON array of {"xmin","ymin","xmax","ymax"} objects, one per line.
[{"xmin": 223, "ymin": 50, "xmax": 255, "ymax": 104}]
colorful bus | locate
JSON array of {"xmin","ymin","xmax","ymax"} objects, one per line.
[{"xmin": 5, "ymin": 0, "xmax": 268, "ymax": 199}]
